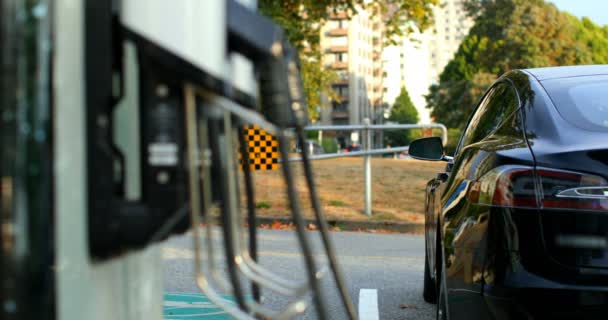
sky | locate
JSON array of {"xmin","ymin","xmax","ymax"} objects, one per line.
[{"xmin": 549, "ymin": 0, "xmax": 608, "ymax": 25}]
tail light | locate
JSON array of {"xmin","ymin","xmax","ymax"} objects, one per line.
[
  {"xmin": 539, "ymin": 168, "xmax": 608, "ymax": 210},
  {"xmin": 468, "ymin": 165, "xmax": 608, "ymax": 211}
]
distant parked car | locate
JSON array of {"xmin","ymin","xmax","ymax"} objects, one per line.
[
  {"xmin": 342, "ymin": 144, "xmax": 361, "ymax": 152},
  {"xmin": 294, "ymin": 140, "xmax": 325, "ymax": 155},
  {"xmin": 397, "ymin": 150, "xmax": 410, "ymax": 159},
  {"xmin": 410, "ymin": 65, "xmax": 608, "ymax": 319}
]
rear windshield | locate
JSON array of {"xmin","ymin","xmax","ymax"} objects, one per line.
[{"xmin": 542, "ymin": 75, "xmax": 608, "ymax": 132}]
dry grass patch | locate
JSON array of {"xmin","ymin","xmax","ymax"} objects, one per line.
[{"xmin": 249, "ymin": 157, "xmax": 444, "ymax": 223}]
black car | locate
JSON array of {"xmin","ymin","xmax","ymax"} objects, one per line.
[
  {"xmin": 409, "ymin": 65, "xmax": 608, "ymax": 320},
  {"xmin": 343, "ymin": 143, "xmax": 362, "ymax": 152}
]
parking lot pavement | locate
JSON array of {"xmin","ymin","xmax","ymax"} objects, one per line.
[{"xmin": 163, "ymin": 228, "xmax": 434, "ymax": 320}]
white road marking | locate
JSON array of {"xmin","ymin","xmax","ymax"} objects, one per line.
[{"xmin": 358, "ymin": 289, "xmax": 379, "ymax": 320}]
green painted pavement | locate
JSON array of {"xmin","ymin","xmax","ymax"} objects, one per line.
[{"xmin": 164, "ymin": 292, "xmax": 236, "ymax": 320}]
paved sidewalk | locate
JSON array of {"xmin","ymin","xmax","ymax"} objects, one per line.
[{"xmin": 255, "ymin": 216, "xmax": 424, "ymax": 233}]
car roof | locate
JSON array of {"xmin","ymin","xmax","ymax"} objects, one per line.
[{"xmin": 524, "ymin": 64, "xmax": 608, "ymax": 81}]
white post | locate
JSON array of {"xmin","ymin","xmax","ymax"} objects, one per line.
[
  {"xmin": 318, "ymin": 130, "xmax": 323, "ymax": 146},
  {"xmin": 363, "ymin": 118, "xmax": 372, "ymax": 217}
]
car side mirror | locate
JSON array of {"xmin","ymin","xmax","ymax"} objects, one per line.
[{"xmin": 409, "ymin": 137, "xmax": 446, "ymax": 161}]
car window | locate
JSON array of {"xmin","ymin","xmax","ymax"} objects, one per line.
[
  {"xmin": 541, "ymin": 75, "xmax": 608, "ymax": 132},
  {"xmin": 458, "ymin": 86, "xmax": 497, "ymax": 151},
  {"xmin": 457, "ymin": 82, "xmax": 519, "ymax": 153}
]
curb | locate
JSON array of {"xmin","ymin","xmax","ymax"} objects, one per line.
[{"xmin": 255, "ymin": 217, "xmax": 424, "ymax": 234}]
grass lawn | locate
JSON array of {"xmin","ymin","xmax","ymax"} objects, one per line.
[{"xmin": 247, "ymin": 157, "xmax": 445, "ymax": 224}]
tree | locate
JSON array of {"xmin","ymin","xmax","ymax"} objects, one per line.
[
  {"xmin": 427, "ymin": 0, "xmax": 608, "ymax": 130},
  {"xmin": 384, "ymin": 87, "xmax": 419, "ymax": 147},
  {"xmin": 258, "ymin": 0, "xmax": 439, "ymax": 120}
]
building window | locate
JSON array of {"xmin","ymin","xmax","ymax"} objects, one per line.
[
  {"xmin": 335, "ymin": 86, "xmax": 349, "ymax": 97},
  {"xmin": 332, "ymin": 101, "xmax": 348, "ymax": 112}
]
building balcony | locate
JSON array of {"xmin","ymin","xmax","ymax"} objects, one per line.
[
  {"xmin": 332, "ymin": 111, "xmax": 349, "ymax": 119},
  {"xmin": 327, "ymin": 45, "xmax": 348, "ymax": 53},
  {"xmin": 329, "ymin": 12, "xmax": 348, "ymax": 19},
  {"xmin": 327, "ymin": 28, "xmax": 348, "ymax": 36},
  {"xmin": 331, "ymin": 100, "xmax": 349, "ymax": 119},
  {"xmin": 333, "ymin": 78, "xmax": 349, "ymax": 86},
  {"xmin": 329, "ymin": 61, "xmax": 348, "ymax": 69}
]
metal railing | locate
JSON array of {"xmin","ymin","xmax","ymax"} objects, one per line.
[{"xmin": 287, "ymin": 119, "xmax": 448, "ymax": 216}]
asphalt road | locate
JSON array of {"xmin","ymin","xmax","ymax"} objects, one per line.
[{"xmin": 163, "ymin": 228, "xmax": 434, "ymax": 320}]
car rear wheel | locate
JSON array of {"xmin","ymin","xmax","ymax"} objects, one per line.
[{"xmin": 423, "ymin": 247, "xmax": 437, "ymax": 303}]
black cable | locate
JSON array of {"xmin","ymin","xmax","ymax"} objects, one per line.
[
  {"xmin": 296, "ymin": 128, "xmax": 358, "ymax": 320},
  {"xmin": 207, "ymin": 117, "xmax": 248, "ymax": 312},
  {"xmin": 237, "ymin": 125, "xmax": 261, "ymax": 303},
  {"xmin": 276, "ymin": 131, "xmax": 329, "ymax": 320}
]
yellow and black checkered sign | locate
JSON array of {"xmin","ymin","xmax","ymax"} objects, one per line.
[{"xmin": 240, "ymin": 125, "xmax": 279, "ymax": 171}]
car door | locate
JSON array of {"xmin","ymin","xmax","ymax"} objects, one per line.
[
  {"xmin": 425, "ymin": 175, "xmax": 443, "ymax": 276},
  {"xmin": 426, "ymin": 86, "xmax": 498, "ymax": 292},
  {"xmin": 437, "ymin": 81, "xmax": 521, "ymax": 318}
]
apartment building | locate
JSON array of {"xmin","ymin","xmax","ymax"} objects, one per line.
[
  {"xmin": 381, "ymin": 24, "xmax": 431, "ymax": 122},
  {"xmin": 319, "ymin": 6, "xmax": 385, "ymax": 133},
  {"xmin": 428, "ymin": 0, "xmax": 474, "ymax": 81},
  {"xmin": 382, "ymin": 0, "xmax": 474, "ymax": 124}
]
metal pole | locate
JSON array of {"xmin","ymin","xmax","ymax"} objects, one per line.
[{"xmin": 363, "ymin": 118, "xmax": 372, "ymax": 217}]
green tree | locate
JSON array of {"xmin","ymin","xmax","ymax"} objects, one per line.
[
  {"xmin": 427, "ymin": 0, "xmax": 608, "ymax": 130},
  {"xmin": 384, "ymin": 87, "xmax": 419, "ymax": 147},
  {"xmin": 258, "ymin": 0, "xmax": 438, "ymax": 121}
]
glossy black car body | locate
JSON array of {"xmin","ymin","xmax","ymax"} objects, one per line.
[{"xmin": 416, "ymin": 65, "xmax": 608, "ymax": 320}]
